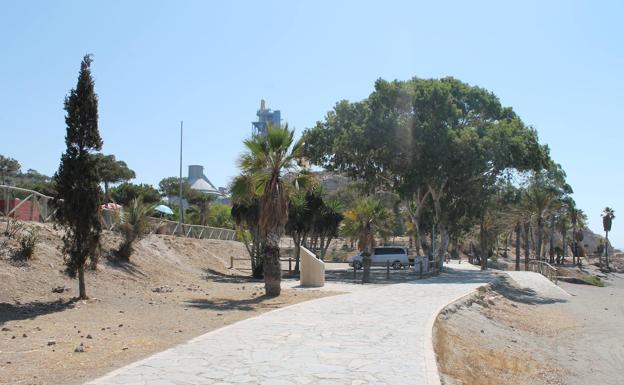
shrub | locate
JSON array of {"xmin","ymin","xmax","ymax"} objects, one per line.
[
  {"xmin": 582, "ymin": 275, "xmax": 604, "ymax": 287},
  {"xmin": 16, "ymin": 227, "xmax": 38, "ymax": 260},
  {"xmin": 4, "ymin": 218, "xmax": 24, "ymax": 239}
]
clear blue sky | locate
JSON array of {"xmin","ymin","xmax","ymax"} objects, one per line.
[{"xmin": 1, "ymin": 1, "xmax": 622, "ymax": 247}]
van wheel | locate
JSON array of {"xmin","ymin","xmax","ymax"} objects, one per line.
[
  {"xmin": 353, "ymin": 261, "xmax": 362, "ymax": 270},
  {"xmin": 392, "ymin": 262, "xmax": 401, "ymax": 270}
]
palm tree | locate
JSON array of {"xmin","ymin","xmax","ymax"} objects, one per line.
[
  {"xmin": 524, "ymin": 183, "xmax": 557, "ymax": 261},
  {"xmin": 342, "ymin": 198, "xmax": 392, "ymax": 283},
  {"xmin": 117, "ymin": 198, "xmax": 154, "ymax": 261},
  {"xmin": 231, "ymin": 125, "xmax": 304, "ymax": 296},
  {"xmin": 602, "ymin": 207, "xmax": 615, "ymax": 269},
  {"xmin": 188, "ymin": 191, "xmax": 214, "ymax": 226},
  {"xmin": 314, "ymin": 199, "xmax": 344, "ymax": 260},
  {"xmin": 285, "ymin": 190, "xmax": 311, "ymax": 273}
]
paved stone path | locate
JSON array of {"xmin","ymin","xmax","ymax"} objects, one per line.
[{"xmin": 86, "ymin": 265, "xmax": 493, "ymax": 385}]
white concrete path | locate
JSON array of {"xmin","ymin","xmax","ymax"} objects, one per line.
[
  {"xmin": 85, "ymin": 265, "xmax": 493, "ymax": 385},
  {"xmin": 505, "ymin": 271, "xmax": 571, "ymax": 298}
]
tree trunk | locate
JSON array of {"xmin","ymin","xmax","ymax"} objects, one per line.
[
  {"xmin": 431, "ymin": 222, "xmax": 436, "ymax": 270},
  {"xmin": 536, "ymin": 217, "xmax": 544, "ymax": 260},
  {"xmin": 322, "ymin": 236, "xmax": 333, "ymax": 261},
  {"xmin": 319, "ymin": 236, "xmax": 326, "ymax": 260},
  {"xmin": 104, "ymin": 181, "xmax": 110, "ymax": 202},
  {"xmin": 437, "ymin": 223, "xmax": 448, "ymax": 269},
  {"xmin": 605, "ymin": 231, "xmax": 610, "ymax": 269},
  {"xmin": 549, "ymin": 215, "xmax": 556, "ymax": 264},
  {"xmin": 480, "ymin": 219, "xmax": 487, "ymax": 271},
  {"xmin": 562, "ymin": 230, "xmax": 567, "ymax": 261},
  {"xmin": 293, "ymin": 233, "xmax": 301, "ymax": 273},
  {"xmin": 78, "ymin": 265, "xmax": 87, "ymax": 299},
  {"xmin": 362, "ymin": 222, "xmax": 372, "ymax": 284},
  {"xmin": 523, "ymin": 224, "xmax": 530, "ymax": 271},
  {"xmin": 515, "ymin": 224, "xmax": 521, "ymax": 271},
  {"xmin": 263, "ymin": 232, "xmax": 282, "ymax": 296}
]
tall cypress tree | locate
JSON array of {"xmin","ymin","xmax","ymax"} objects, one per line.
[{"xmin": 54, "ymin": 54, "xmax": 103, "ymax": 299}]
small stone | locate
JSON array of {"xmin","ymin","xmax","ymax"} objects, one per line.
[
  {"xmin": 74, "ymin": 343, "xmax": 85, "ymax": 353},
  {"xmin": 86, "ymin": 334, "xmax": 93, "ymax": 339},
  {"xmin": 22, "ymin": 333, "xmax": 27, "ymax": 338},
  {"xmin": 11, "ymin": 336, "xmax": 16, "ymax": 339},
  {"xmin": 118, "ymin": 324, "xmax": 123, "ymax": 328},
  {"xmin": 122, "ymin": 347, "xmax": 128, "ymax": 350},
  {"xmin": 1, "ymin": 327, "xmax": 10, "ymax": 332},
  {"xmin": 119, "ymin": 310, "xmax": 124, "ymax": 313},
  {"xmin": 480, "ymin": 329, "xmax": 484, "ymax": 333},
  {"xmin": 35, "ymin": 327, "xmax": 41, "ymax": 331},
  {"xmin": 101, "ymin": 327, "xmax": 106, "ymax": 331},
  {"xmin": 47, "ymin": 340, "xmax": 56, "ymax": 346}
]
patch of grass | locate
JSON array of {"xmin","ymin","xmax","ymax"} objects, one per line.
[{"xmin": 582, "ymin": 275, "xmax": 605, "ymax": 287}]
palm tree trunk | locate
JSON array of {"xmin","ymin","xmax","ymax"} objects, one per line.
[
  {"xmin": 549, "ymin": 215, "xmax": 556, "ymax": 264},
  {"xmin": 605, "ymin": 231, "xmax": 610, "ymax": 269},
  {"xmin": 537, "ymin": 217, "xmax": 544, "ymax": 260},
  {"xmin": 322, "ymin": 236, "xmax": 334, "ymax": 260},
  {"xmin": 293, "ymin": 233, "xmax": 301, "ymax": 273},
  {"xmin": 562, "ymin": 230, "xmax": 567, "ymax": 263},
  {"xmin": 263, "ymin": 231, "xmax": 282, "ymax": 296},
  {"xmin": 362, "ymin": 222, "xmax": 372, "ymax": 284},
  {"xmin": 523, "ymin": 224, "xmax": 530, "ymax": 271},
  {"xmin": 515, "ymin": 224, "xmax": 521, "ymax": 271},
  {"xmin": 480, "ymin": 219, "xmax": 487, "ymax": 270}
]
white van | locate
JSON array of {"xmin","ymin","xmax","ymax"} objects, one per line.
[{"xmin": 348, "ymin": 247, "xmax": 409, "ymax": 270}]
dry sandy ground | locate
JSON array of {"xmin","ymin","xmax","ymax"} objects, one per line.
[
  {"xmin": 0, "ymin": 222, "xmax": 336, "ymax": 385},
  {"xmin": 434, "ymin": 272, "xmax": 624, "ymax": 385}
]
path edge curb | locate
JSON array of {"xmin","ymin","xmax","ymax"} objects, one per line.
[{"xmin": 423, "ymin": 274, "xmax": 498, "ymax": 385}]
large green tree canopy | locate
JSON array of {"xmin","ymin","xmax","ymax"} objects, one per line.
[{"xmin": 304, "ymin": 76, "xmax": 551, "ymax": 267}]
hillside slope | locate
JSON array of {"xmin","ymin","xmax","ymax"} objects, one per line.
[{"xmin": 0, "ymin": 222, "xmax": 330, "ymax": 385}]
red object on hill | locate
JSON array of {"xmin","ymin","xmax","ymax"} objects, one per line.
[{"xmin": 0, "ymin": 198, "xmax": 40, "ymax": 221}]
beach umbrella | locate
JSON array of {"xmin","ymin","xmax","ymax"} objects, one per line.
[
  {"xmin": 154, "ymin": 204, "xmax": 174, "ymax": 215},
  {"xmin": 101, "ymin": 203, "xmax": 122, "ymax": 210}
]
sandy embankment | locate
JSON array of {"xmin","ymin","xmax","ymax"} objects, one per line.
[
  {"xmin": 434, "ymin": 270, "xmax": 624, "ymax": 385},
  {"xmin": 0, "ymin": 223, "xmax": 336, "ymax": 385}
]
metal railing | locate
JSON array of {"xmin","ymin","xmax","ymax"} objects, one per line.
[
  {"xmin": 1, "ymin": 184, "xmax": 237, "ymax": 242},
  {"xmin": 147, "ymin": 217, "xmax": 237, "ymax": 241},
  {"xmin": 528, "ymin": 260, "xmax": 558, "ymax": 284}
]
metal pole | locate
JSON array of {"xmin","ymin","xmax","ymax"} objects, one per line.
[{"xmin": 178, "ymin": 121, "xmax": 184, "ymax": 234}]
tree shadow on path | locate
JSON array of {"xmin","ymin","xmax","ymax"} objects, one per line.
[{"xmin": 185, "ymin": 295, "xmax": 277, "ymax": 312}]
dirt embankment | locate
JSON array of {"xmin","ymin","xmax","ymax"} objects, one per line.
[
  {"xmin": 0, "ymin": 222, "xmax": 334, "ymax": 385},
  {"xmin": 435, "ymin": 272, "xmax": 624, "ymax": 385},
  {"xmin": 434, "ymin": 277, "xmax": 573, "ymax": 385}
]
